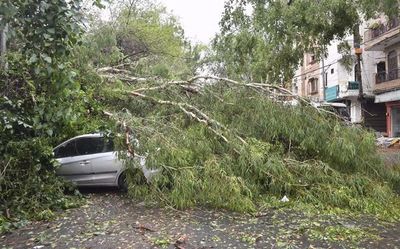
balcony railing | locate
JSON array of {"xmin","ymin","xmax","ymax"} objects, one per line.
[
  {"xmin": 324, "ymin": 82, "xmax": 360, "ymax": 102},
  {"xmin": 376, "ymin": 69, "xmax": 400, "ymax": 84},
  {"xmin": 364, "ymin": 17, "xmax": 400, "ymax": 43},
  {"xmin": 348, "ymin": 81, "xmax": 360, "ymax": 90}
]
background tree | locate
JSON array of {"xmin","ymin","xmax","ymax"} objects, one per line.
[
  {"xmin": 214, "ymin": 0, "xmax": 399, "ymax": 84},
  {"xmin": 75, "ymin": 0, "xmax": 203, "ymax": 80},
  {"xmin": 0, "ymin": 0, "xmax": 105, "ymax": 228}
]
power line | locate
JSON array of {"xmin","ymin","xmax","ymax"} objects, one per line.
[{"xmin": 292, "ymin": 60, "xmax": 339, "ymax": 79}]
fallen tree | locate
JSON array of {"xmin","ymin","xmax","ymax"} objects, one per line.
[{"xmin": 100, "ymin": 74, "xmax": 400, "ymax": 217}]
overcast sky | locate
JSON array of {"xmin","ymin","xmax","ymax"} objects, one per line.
[{"xmin": 159, "ymin": 0, "xmax": 226, "ymax": 44}]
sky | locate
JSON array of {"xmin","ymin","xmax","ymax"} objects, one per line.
[{"xmin": 159, "ymin": 0, "xmax": 226, "ymax": 44}]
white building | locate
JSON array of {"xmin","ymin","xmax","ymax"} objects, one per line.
[{"xmin": 292, "ymin": 27, "xmax": 385, "ymax": 125}]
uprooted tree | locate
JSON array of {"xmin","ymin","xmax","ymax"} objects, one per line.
[{"xmin": 98, "ymin": 72, "xmax": 400, "ymax": 216}]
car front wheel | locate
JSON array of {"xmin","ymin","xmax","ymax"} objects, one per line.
[{"xmin": 118, "ymin": 172, "xmax": 128, "ymax": 192}]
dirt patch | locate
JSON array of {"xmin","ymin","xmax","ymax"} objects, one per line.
[{"xmin": 1, "ymin": 190, "xmax": 399, "ymax": 249}]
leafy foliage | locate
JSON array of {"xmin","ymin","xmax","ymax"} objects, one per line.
[
  {"xmin": 75, "ymin": 0, "xmax": 200, "ymax": 79},
  {"xmin": 0, "ymin": 138, "xmax": 81, "ymax": 217},
  {"xmin": 214, "ymin": 0, "xmax": 399, "ymax": 83},
  {"xmin": 103, "ymin": 81, "xmax": 400, "ymax": 217},
  {"xmin": 0, "ymin": 0, "xmax": 104, "ymax": 230}
]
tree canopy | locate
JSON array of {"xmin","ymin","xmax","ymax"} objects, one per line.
[{"xmin": 213, "ymin": 0, "xmax": 399, "ymax": 83}]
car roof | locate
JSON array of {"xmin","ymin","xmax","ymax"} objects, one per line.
[
  {"xmin": 54, "ymin": 133, "xmax": 104, "ymax": 150},
  {"xmin": 321, "ymin": 102, "xmax": 347, "ymax": 108},
  {"xmin": 72, "ymin": 133, "xmax": 104, "ymax": 139}
]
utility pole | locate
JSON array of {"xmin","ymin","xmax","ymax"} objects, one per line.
[
  {"xmin": 353, "ymin": 24, "xmax": 363, "ymax": 99},
  {"xmin": 321, "ymin": 52, "xmax": 326, "ymax": 102}
]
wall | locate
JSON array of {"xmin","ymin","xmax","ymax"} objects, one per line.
[
  {"xmin": 323, "ymin": 38, "xmax": 353, "ymax": 89},
  {"xmin": 361, "ymin": 50, "xmax": 385, "ymax": 95},
  {"xmin": 302, "ymin": 53, "xmax": 323, "ymax": 101},
  {"xmin": 350, "ymin": 99, "xmax": 362, "ymax": 123}
]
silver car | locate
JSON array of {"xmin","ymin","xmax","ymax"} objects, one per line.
[{"xmin": 54, "ymin": 133, "xmax": 156, "ymax": 189}]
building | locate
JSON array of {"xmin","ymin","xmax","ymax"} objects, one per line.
[
  {"xmin": 292, "ymin": 38, "xmax": 368, "ymax": 123},
  {"xmin": 291, "ymin": 53, "xmax": 321, "ymax": 101},
  {"xmin": 291, "ymin": 17, "xmax": 399, "ymax": 136},
  {"xmin": 292, "ymin": 23, "xmax": 393, "ymax": 129},
  {"xmin": 322, "ymin": 38, "xmax": 363, "ymax": 123},
  {"xmin": 364, "ymin": 16, "xmax": 400, "ymax": 137}
]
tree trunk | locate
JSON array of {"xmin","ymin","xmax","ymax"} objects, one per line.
[{"xmin": 0, "ymin": 20, "xmax": 7, "ymax": 71}]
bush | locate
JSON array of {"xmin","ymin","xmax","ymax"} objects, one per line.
[{"xmin": 0, "ymin": 138, "xmax": 79, "ymax": 221}]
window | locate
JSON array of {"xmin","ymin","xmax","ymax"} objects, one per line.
[
  {"xmin": 377, "ymin": 61, "xmax": 386, "ymax": 73},
  {"xmin": 324, "ymin": 73, "xmax": 328, "ymax": 87},
  {"xmin": 75, "ymin": 137, "xmax": 106, "ymax": 155},
  {"xmin": 54, "ymin": 136, "xmax": 115, "ymax": 158},
  {"xmin": 54, "ymin": 141, "xmax": 78, "ymax": 158},
  {"xmin": 103, "ymin": 137, "xmax": 114, "ymax": 152},
  {"xmin": 388, "ymin": 50, "xmax": 398, "ymax": 81},
  {"xmin": 331, "ymin": 68, "xmax": 334, "ymax": 74},
  {"xmin": 309, "ymin": 78, "xmax": 319, "ymax": 94},
  {"xmin": 309, "ymin": 54, "xmax": 316, "ymax": 64}
]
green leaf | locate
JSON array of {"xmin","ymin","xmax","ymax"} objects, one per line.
[
  {"xmin": 46, "ymin": 129, "xmax": 53, "ymax": 137},
  {"xmin": 41, "ymin": 54, "xmax": 52, "ymax": 64},
  {"xmin": 47, "ymin": 28, "xmax": 55, "ymax": 34},
  {"xmin": 28, "ymin": 54, "xmax": 38, "ymax": 64}
]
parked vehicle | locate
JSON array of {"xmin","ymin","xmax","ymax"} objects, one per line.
[
  {"xmin": 53, "ymin": 133, "xmax": 157, "ymax": 189},
  {"xmin": 283, "ymin": 100, "xmax": 350, "ymax": 121},
  {"xmin": 318, "ymin": 102, "xmax": 350, "ymax": 121}
]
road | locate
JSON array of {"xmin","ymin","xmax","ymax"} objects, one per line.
[{"xmin": 1, "ymin": 188, "xmax": 400, "ymax": 249}]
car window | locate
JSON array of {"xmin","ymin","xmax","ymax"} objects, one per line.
[
  {"xmin": 54, "ymin": 140, "xmax": 78, "ymax": 158},
  {"xmin": 75, "ymin": 137, "xmax": 105, "ymax": 155},
  {"xmin": 103, "ymin": 137, "xmax": 114, "ymax": 152}
]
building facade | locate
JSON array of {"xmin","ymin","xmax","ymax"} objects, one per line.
[
  {"xmin": 364, "ymin": 16, "xmax": 400, "ymax": 137},
  {"xmin": 292, "ymin": 38, "xmax": 368, "ymax": 124},
  {"xmin": 323, "ymin": 38, "xmax": 362, "ymax": 123},
  {"xmin": 292, "ymin": 23, "xmax": 393, "ymax": 130}
]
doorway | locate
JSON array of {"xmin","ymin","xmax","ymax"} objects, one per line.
[
  {"xmin": 376, "ymin": 61, "xmax": 386, "ymax": 83},
  {"xmin": 391, "ymin": 106, "xmax": 400, "ymax": 137}
]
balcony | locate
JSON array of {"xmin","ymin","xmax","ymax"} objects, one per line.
[
  {"xmin": 364, "ymin": 18, "xmax": 400, "ymax": 51},
  {"xmin": 341, "ymin": 81, "xmax": 360, "ymax": 99},
  {"xmin": 374, "ymin": 68, "xmax": 400, "ymax": 93},
  {"xmin": 325, "ymin": 82, "xmax": 360, "ymax": 102}
]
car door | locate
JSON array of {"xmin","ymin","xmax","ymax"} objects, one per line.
[
  {"xmin": 54, "ymin": 138, "xmax": 94, "ymax": 185},
  {"xmin": 75, "ymin": 136, "xmax": 122, "ymax": 185}
]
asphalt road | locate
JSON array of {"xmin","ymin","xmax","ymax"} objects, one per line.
[{"xmin": 1, "ymin": 188, "xmax": 400, "ymax": 249}]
